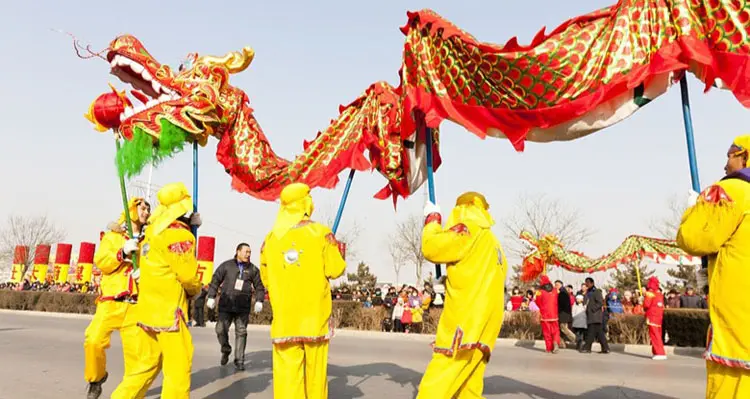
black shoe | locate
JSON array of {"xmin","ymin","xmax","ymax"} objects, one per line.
[
  {"xmin": 234, "ymin": 361, "xmax": 245, "ymax": 371},
  {"xmin": 86, "ymin": 372, "xmax": 108, "ymax": 399},
  {"xmin": 600, "ymin": 349, "xmax": 611, "ymax": 354},
  {"xmin": 220, "ymin": 353, "xmax": 229, "ymax": 366},
  {"xmin": 579, "ymin": 349, "xmax": 592, "ymax": 353}
]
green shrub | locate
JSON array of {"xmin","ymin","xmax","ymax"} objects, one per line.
[
  {"xmin": 663, "ymin": 308, "xmax": 709, "ymax": 348},
  {"xmin": 606, "ymin": 314, "xmax": 648, "ymax": 344},
  {"xmin": 0, "ymin": 291, "xmax": 709, "ymax": 347}
]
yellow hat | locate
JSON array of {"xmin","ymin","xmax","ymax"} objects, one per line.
[
  {"xmin": 731, "ymin": 135, "xmax": 750, "ymax": 167},
  {"xmin": 447, "ymin": 191, "xmax": 494, "ymax": 229},
  {"xmin": 117, "ymin": 197, "xmax": 147, "ymax": 225},
  {"xmin": 455, "ymin": 191, "xmax": 489, "ymax": 210},
  {"xmin": 147, "ymin": 183, "xmax": 193, "ymax": 236},
  {"xmin": 272, "ymin": 183, "xmax": 314, "ymax": 239}
]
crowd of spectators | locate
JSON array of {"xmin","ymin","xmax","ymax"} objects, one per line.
[
  {"xmin": 504, "ymin": 280, "xmax": 709, "ymax": 351},
  {"xmin": 332, "ymin": 282, "xmax": 443, "ymax": 333},
  {"xmin": 0, "ymin": 279, "xmax": 99, "ymax": 294}
]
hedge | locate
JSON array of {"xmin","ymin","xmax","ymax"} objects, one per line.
[{"xmin": 0, "ymin": 291, "xmax": 709, "ymax": 347}]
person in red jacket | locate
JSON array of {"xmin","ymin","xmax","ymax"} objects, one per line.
[
  {"xmin": 535, "ymin": 275, "xmax": 560, "ymax": 353},
  {"xmin": 643, "ymin": 276, "xmax": 667, "ymax": 360}
]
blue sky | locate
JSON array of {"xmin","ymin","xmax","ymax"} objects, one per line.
[{"xmin": 0, "ymin": 1, "xmax": 746, "ymax": 286}]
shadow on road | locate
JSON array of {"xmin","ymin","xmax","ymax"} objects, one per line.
[
  {"xmin": 142, "ymin": 349, "xmax": 679, "ymax": 398},
  {"xmin": 484, "ymin": 375, "xmax": 679, "ymax": 399},
  {"xmin": 0, "ymin": 328, "xmax": 24, "ymax": 333}
]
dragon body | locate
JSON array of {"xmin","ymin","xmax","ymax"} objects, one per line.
[
  {"xmin": 87, "ymin": 1, "xmax": 749, "ymax": 201},
  {"xmin": 519, "ymin": 230, "xmax": 700, "ymax": 282}
]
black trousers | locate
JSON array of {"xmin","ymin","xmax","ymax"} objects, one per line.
[
  {"xmin": 583, "ymin": 322, "xmax": 610, "ymax": 352},
  {"xmin": 193, "ymin": 299, "xmax": 206, "ymax": 327},
  {"xmin": 216, "ymin": 311, "xmax": 249, "ymax": 365}
]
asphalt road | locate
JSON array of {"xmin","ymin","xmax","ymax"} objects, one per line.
[{"xmin": 0, "ymin": 311, "xmax": 706, "ymax": 398}]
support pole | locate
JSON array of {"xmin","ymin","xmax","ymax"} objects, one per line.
[
  {"xmin": 332, "ymin": 169, "xmax": 356, "ymax": 235},
  {"xmin": 192, "ymin": 141, "xmax": 199, "ymax": 239},
  {"xmin": 425, "ymin": 126, "xmax": 441, "ymax": 279},
  {"xmin": 635, "ymin": 259, "xmax": 644, "ymax": 296},
  {"xmin": 146, "ymin": 162, "xmax": 154, "ymax": 201},
  {"xmin": 679, "ymin": 74, "xmax": 708, "ymax": 271},
  {"xmin": 115, "ymin": 139, "xmax": 138, "ymax": 269}
]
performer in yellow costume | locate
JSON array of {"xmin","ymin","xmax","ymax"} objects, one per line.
[
  {"xmin": 111, "ymin": 182, "xmax": 202, "ymax": 399},
  {"xmin": 259, "ymin": 182, "xmax": 346, "ymax": 398},
  {"xmin": 677, "ymin": 134, "xmax": 750, "ymax": 399},
  {"xmin": 417, "ymin": 192, "xmax": 507, "ymax": 398},
  {"xmin": 85, "ymin": 197, "xmax": 149, "ymax": 399}
]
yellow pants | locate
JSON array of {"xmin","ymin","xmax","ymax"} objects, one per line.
[
  {"xmin": 272, "ymin": 340, "xmax": 329, "ymax": 399},
  {"xmin": 417, "ymin": 349, "xmax": 488, "ymax": 399},
  {"xmin": 84, "ymin": 300, "xmax": 140, "ymax": 384},
  {"xmin": 111, "ymin": 318, "xmax": 193, "ymax": 399},
  {"xmin": 706, "ymin": 361, "xmax": 750, "ymax": 399}
]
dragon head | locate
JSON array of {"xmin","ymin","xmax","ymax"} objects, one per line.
[
  {"xmin": 519, "ymin": 231, "xmax": 564, "ymax": 282},
  {"xmin": 91, "ymin": 34, "xmax": 255, "ymax": 176}
]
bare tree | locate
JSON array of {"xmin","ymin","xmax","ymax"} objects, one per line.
[
  {"xmin": 390, "ymin": 214, "xmax": 426, "ymax": 287},
  {"xmin": 386, "ymin": 236, "xmax": 406, "ymax": 285},
  {"xmin": 502, "ymin": 193, "xmax": 594, "ymax": 260},
  {"xmin": 0, "ymin": 215, "xmax": 66, "ymax": 274},
  {"xmin": 319, "ymin": 206, "xmax": 362, "ymax": 262},
  {"xmin": 649, "ymin": 195, "xmax": 686, "ymax": 239}
]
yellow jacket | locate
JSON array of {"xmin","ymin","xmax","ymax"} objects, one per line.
[
  {"xmin": 94, "ymin": 230, "xmax": 137, "ymax": 301},
  {"xmin": 136, "ymin": 222, "xmax": 202, "ymax": 331},
  {"xmin": 677, "ymin": 176, "xmax": 750, "ymax": 368},
  {"xmin": 260, "ymin": 220, "xmax": 346, "ymax": 343},
  {"xmin": 422, "ymin": 218, "xmax": 507, "ymax": 358}
]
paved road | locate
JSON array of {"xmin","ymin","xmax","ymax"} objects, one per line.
[{"xmin": 0, "ymin": 311, "xmax": 705, "ymax": 398}]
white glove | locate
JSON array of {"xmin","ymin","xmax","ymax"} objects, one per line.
[
  {"xmin": 423, "ymin": 201, "xmax": 441, "ymax": 218},
  {"xmin": 207, "ymin": 297, "xmax": 216, "ymax": 309},
  {"xmin": 254, "ymin": 302, "xmax": 263, "ymax": 314},
  {"xmin": 189, "ymin": 212, "xmax": 202, "ymax": 227},
  {"xmin": 687, "ymin": 190, "xmax": 700, "ymax": 207},
  {"xmin": 123, "ymin": 238, "xmax": 139, "ymax": 256}
]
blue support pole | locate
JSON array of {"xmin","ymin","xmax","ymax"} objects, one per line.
[
  {"xmin": 332, "ymin": 169, "xmax": 356, "ymax": 235},
  {"xmin": 192, "ymin": 141, "xmax": 199, "ymax": 239},
  {"xmin": 680, "ymin": 76, "xmax": 701, "ymax": 192},
  {"xmin": 425, "ymin": 126, "xmax": 441, "ymax": 279},
  {"xmin": 425, "ymin": 128, "xmax": 436, "ymax": 204},
  {"xmin": 679, "ymin": 74, "xmax": 708, "ymax": 270}
]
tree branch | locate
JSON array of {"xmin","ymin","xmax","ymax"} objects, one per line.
[{"xmin": 502, "ymin": 193, "xmax": 594, "ymax": 260}]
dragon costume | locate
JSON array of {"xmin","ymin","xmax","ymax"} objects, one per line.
[
  {"xmin": 84, "ymin": 2, "xmax": 749, "ymax": 202},
  {"xmin": 519, "ymin": 230, "xmax": 700, "ymax": 282}
]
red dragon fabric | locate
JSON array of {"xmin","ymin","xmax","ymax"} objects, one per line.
[{"xmin": 85, "ymin": 2, "xmax": 749, "ymax": 202}]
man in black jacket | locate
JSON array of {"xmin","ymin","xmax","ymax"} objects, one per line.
[
  {"xmin": 555, "ymin": 280, "xmax": 576, "ymax": 347},
  {"xmin": 580, "ymin": 277, "xmax": 610, "ymax": 353},
  {"xmin": 207, "ymin": 243, "xmax": 266, "ymax": 370}
]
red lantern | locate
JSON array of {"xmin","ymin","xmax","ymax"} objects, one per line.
[{"xmin": 84, "ymin": 83, "xmax": 131, "ymax": 132}]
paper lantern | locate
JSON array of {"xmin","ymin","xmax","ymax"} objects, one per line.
[
  {"xmin": 30, "ymin": 245, "xmax": 51, "ymax": 283},
  {"xmin": 54, "ymin": 243, "xmax": 73, "ymax": 284},
  {"xmin": 10, "ymin": 245, "xmax": 28, "ymax": 283},
  {"xmin": 76, "ymin": 242, "xmax": 96, "ymax": 284},
  {"xmin": 84, "ymin": 84, "xmax": 132, "ymax": 132},
  {"xmin": 196, "ymin": 236, "xmax": 216, "ymax": 286}
]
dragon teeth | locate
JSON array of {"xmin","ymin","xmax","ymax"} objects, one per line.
[
  {"xmin": 152, "ymin": 80, "xmax": 162, "ymax": 93},
  {"xmin": 158, "ymin": 93, "xmax": 171, "ymax": 102},
  {"xmin": 129, "ymin": 63, "xmax": 144, "ymax": 74},
  {"xmin": 123, "ymin": 107, "xmax": 134, "ymax": 118}
]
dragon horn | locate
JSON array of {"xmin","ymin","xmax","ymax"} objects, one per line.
[{"xmin": 198, "ymin": 47, "xmax": 255, "ymax": 74}]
